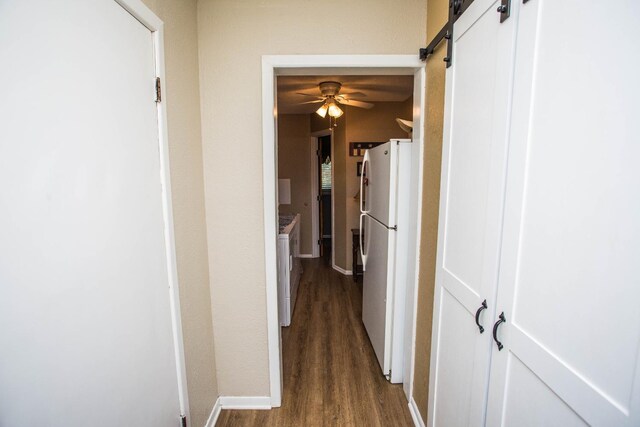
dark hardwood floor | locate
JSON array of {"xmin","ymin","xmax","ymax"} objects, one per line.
[{"xmin": 216, "ymin": 258, "xmax": 413, "ymax": 426}]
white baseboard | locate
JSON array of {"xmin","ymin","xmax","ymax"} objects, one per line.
[
  {"xmin": 332, "ymin": 264, "xmax": 352, "ymax": 276},
  {"xmin": 207, "ymin": 394, "xmax": 420, "ymax": 426},
  {"xmin": 408, "ymin": 397, "xmax": 425, "ymax": 427},
  {"xmin": 298, "ymin": 253, "xmax": 315, "ymax": 258},
  {"xmin": 204, "ymin": 395, "xmax": 271, "ymax": 425},
  {"xmin": 218, "ymin": 395, "xmax": 271, "ymax": 410},
  {"xmin": 204, "ymin": 397, "xmax": 222, "ymax": 427}
]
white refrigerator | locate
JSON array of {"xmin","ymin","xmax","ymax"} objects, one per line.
[{"xmin": 359, "ymin": 139, "xmax": 411, "ymax": 383}]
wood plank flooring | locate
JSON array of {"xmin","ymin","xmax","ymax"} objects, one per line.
[{"xmin": 216, "ymin": 258, "xmax": 413, "ymax": 426}]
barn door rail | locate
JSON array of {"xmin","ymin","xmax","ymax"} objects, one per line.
[
  {"xmin": 419, "ymin": 0, "xmax": 475, "ymax": 67},
  {"xmin": 419, "ymin": 24, "xmax": 451, "ymax": 65},
  {"xmin": 420, "ymin": 0, "xmax": 512, "ymax": 66}
]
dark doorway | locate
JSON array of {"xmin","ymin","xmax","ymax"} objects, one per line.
[{"xmin": 318, "ymin": 135, "xmax": 332, "ymax": 264}]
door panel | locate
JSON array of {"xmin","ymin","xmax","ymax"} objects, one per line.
[
  {"xmin": 502, "ymin": 356, "xmax": 587, "ymax": 427},
  {"xmin": 362, "ymin": 215, "xmax": 394, "ymax": 375},
  {"xmin": 427, "ymin": 0, "xmax": 519, "ymax": 425},
  {"xmin": 443, "ymin": 6, "xmax": 498, "ymax": 293},
  {"xmin": 433, "ymin": 289, "xmax": 479, "ymax": 426},
  {"xmin": 486, "ymin": 1, "xmax": 640, "ymax": 425},
  {"xmin": 0, "ymin": 1, "xmax": 180, "ymax": 426}
]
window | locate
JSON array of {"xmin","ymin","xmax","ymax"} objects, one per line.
[{"xmin": 321, "ymin": 156, "xmax": 331, "ymax": 190}]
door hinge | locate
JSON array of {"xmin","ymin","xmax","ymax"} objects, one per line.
[
  {"xmin": 155, "ymin": 77, "xmax": 162, "ymax": 103},
  {"xmin": 497, "ymin": 0, "xmax": 511, "ymax": 22},
  {"xmin": 318, "ymin": 239, "xmax": 321, "ymax": 246},
  {"xmin": 317, "ymin": 195, "xmax": 320, "ymax": 201},
  {"xmin": 180, "ymin": 414, "xmax": 187, "ymax": 427}
]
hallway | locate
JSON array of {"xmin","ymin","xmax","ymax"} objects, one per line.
[{"xmin": 216, "ymin": 258, "xmax": 413, "ymax": 426}]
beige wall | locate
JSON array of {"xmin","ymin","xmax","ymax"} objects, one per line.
[
  {"xmin": 332, "ymin": 118, "xmax": 348, "ymax": 269},
  {"xmin": 412, "ymin": 0, "xmax": 449, "ymax": 420},
  {"xmin": 277, "ymin": 114, "xmax": 313, "ymax": 255},
  {"xmin": 310, "ymin": 113, "xmax": 329, "ymax": 134},
  {"xmin": 140, "ymin": 1, "xmax": 218, "ymax": 425},
  {"xmin": 197, "ymin": 0, "xmax": 426, "ymax": 396},
  {"xmin": 343, "ymin": 99, "xmax": 413, "ymax": 270}
]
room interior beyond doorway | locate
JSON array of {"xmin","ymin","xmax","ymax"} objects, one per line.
[
  {"xmin": 263, "ymin": 56, "xmax": 426, "ymax": 408},
  {"xmin": 277, "ymin": 74, "xmax": 414, "ymax": 274}
]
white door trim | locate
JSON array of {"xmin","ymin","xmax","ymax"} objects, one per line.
[
  {"xmin": 404, "ymin": 66, "xmax": 426, "ymax": 400},
  {"xmin": 262, "ymin": 55, "xmax": 425, "ymax": 407},
  {"xmin": 113, "ymin": 0, "xmax": 190, "ymax": 421},
  {"xmin": 310, "ymin": 136, "xmax": 320, "ymax": 258}
]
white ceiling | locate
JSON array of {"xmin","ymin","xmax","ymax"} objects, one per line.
[{"xmin": 277, "ymin": 75, "xmax": 413, "ymax": 114}]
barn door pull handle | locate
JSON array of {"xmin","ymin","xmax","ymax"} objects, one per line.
[
  {"xmin": 492, "ymin": 312, "xmax": 506, "ymax": 350},
  {"xmin": 474, "ymin": 299, "xmax": 488, "ymax": 333}
]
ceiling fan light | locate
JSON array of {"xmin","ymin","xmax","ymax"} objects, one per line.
[
  {"xmin": 327, "ymin": 103, "xmax": 343, "ymax": 118},
  {"xmin": 316, "ymin": 103, "xmax": 328, "ymax": 118}
]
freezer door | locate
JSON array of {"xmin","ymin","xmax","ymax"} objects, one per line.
[
  {"xmin": 362, "ymin": 214, "xmax": 395, "ymax": 376},
  {"xmin": 362, "ymin": 142, "xmax": 396, "ymax": 226}
]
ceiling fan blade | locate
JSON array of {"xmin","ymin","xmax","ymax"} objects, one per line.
[
  {"xmin": 336, "ymin": 98, "xmax": 374, "ymax": 109},
  {"xmin": 295, "ymin": 92, "xmax": 324, "ymax": 99},
  {"xmin": 338, "ymin": 91, "xmax": 367, "ymax": 98},
  {"xmin": 297, "ymin": 99, "xmax": 325, "ymax": 105}
]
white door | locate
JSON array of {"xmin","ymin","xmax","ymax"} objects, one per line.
[
  {"xmin": 361, "ymin": 214, "xmax": 395, "ymax": 376},
  {"xmin": 0, "ymin": 1, "xmax": 182, "ymax": 426},
  {"xmin": 427, "ymin": 0, "xmax": 519, "ymax": 425},
  {"xmin": 485, "ymin": 1, "xmax": 640, "ymax": 425}
]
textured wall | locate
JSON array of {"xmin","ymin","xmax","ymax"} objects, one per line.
[
  {"xmin": 140, "ymin": 0, "xmax": 218, "ymax": 425},
  {"xmin": 197, "ymin": 0, "xmax": 426, "ymax": 396},
  {"xmin": 412, "ymin": 0, "xmax": 449, "ymax": 420},
  {"xmin": 277, "ymin": 114, "xmax": 312, "ymax": 255}
]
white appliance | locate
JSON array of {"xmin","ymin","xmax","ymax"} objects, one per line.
[
  {"xmin": 278, "ymin": 214, "xmax": 302, "ymax": 327},
  {"xmin": 359, "ymin": 139, "xmax": 412, "ymax": 383}
]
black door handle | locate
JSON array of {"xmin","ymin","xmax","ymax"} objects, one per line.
[
  {"xmin": 492, "ymin": 312, "xmax": 506, "ymax": 350},
  {"xmin": 474, "ymin": 299, "xmax": 488, "ymax": 333}
]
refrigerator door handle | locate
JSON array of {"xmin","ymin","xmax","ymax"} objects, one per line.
[
  {"xmin": 360, "ymin": 150, "xmax": 370, "ymax": 214},
  {"xmin": 359, "ymin": 213, "xmax": 367, "ymax": 271}
]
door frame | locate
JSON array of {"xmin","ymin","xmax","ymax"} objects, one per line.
[
  {"xmin": 309, "ymin": 130, "xmax": 334, "ymax": 261},
  {"xmin": 262, "ymin": 55, "xmax": 426, "ymax": 407},
  {"xmin": 113, "ymin": 0, "xmax": 190, "ymax": 420}
]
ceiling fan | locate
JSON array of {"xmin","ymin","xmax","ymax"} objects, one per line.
[{"xmin": 296, "ymin": 81, "xmax": 374, "ymax": 118}]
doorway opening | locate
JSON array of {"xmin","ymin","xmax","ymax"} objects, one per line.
[
  {"xmin": 263, "ymin": 56, "xmax": 425, "ymax": 408},
  {"xmin": 317, "ymin": 134, "xmax": 332, "ymax": 264},
  {"xmin": 309, "ymin": 129, "xmax": 335, "ymax": 265}
]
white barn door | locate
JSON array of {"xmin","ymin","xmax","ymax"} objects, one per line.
[
  {"xmin": 0, "ymin": 1, "xmax": 183, "ymax": 426},
  {"xmin": 427, "ymin": 0, "xmax": 519, "ymax": 425},
  {"xmin": 486, "ymin": 1, "xmax": 640, "ymax": 426}
]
